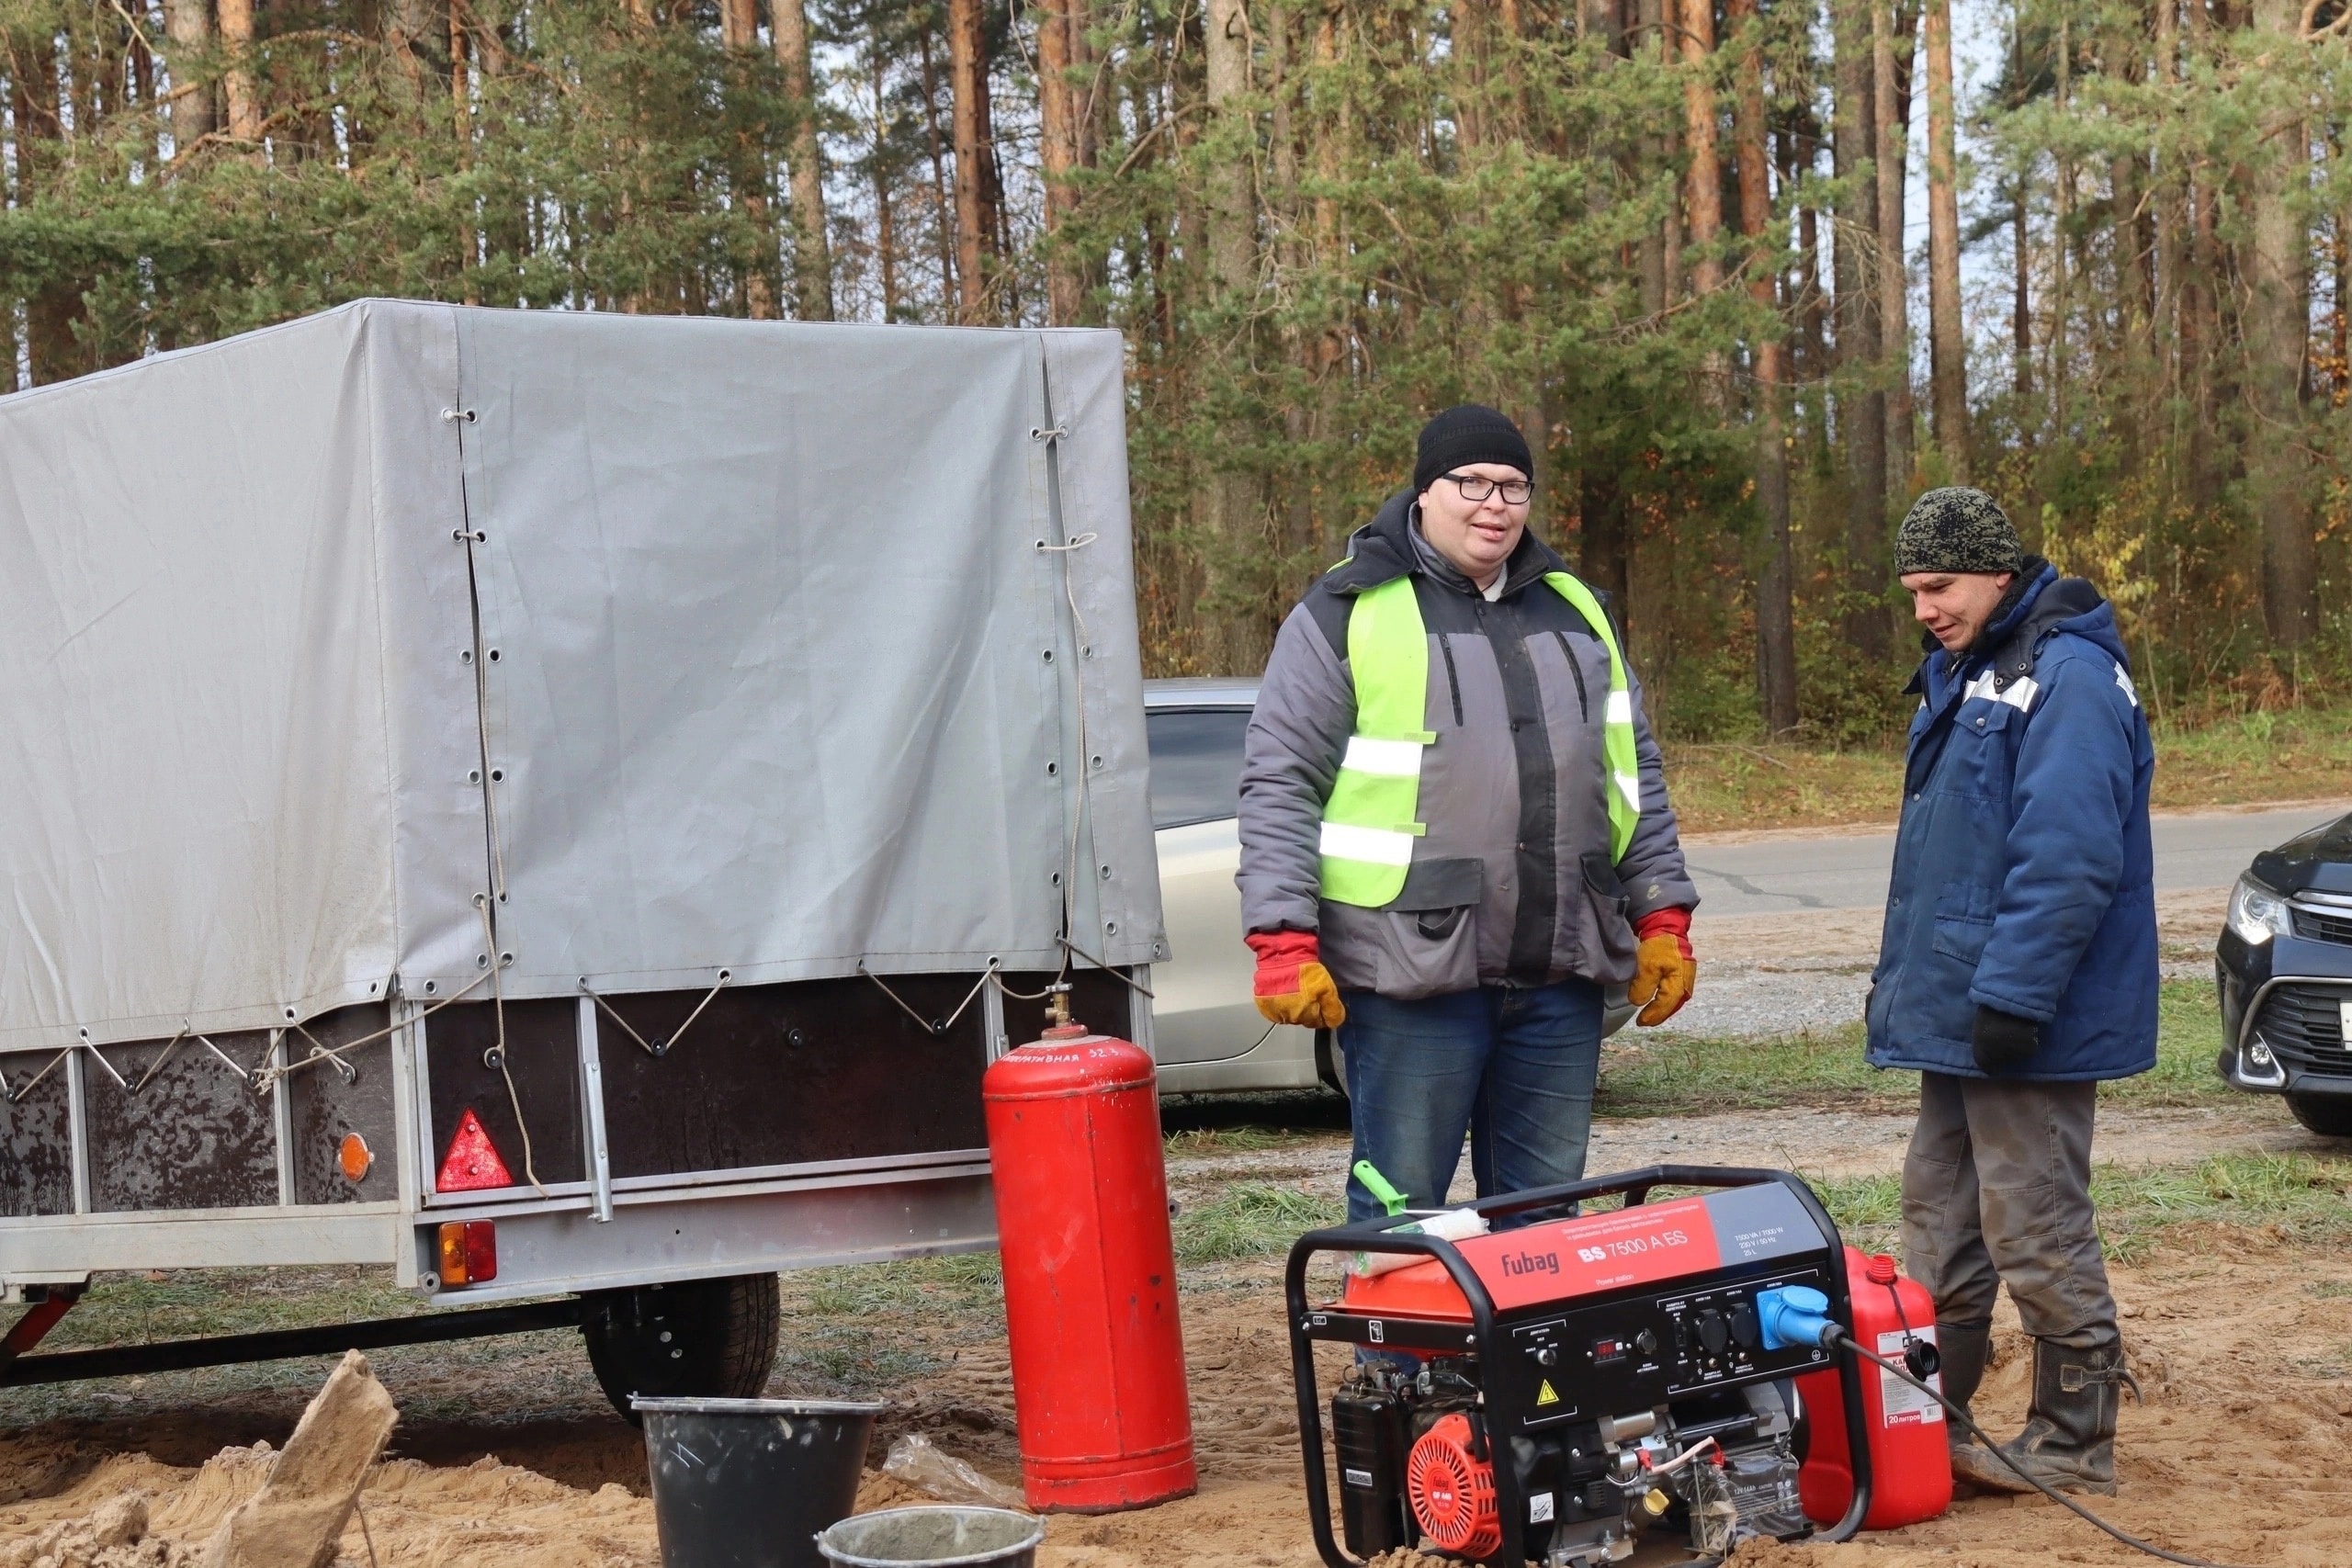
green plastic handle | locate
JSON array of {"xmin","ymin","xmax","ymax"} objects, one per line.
[{"xmin": 1352, "ymin": 1160, "xmax": 1408, "ymax": 1216}]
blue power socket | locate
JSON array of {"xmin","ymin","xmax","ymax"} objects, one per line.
[{"xmin": 1756, "ymin": 1284, "xmax": 1836, "ymax": 1351}]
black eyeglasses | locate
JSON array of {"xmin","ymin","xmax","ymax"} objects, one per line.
[{"xmin": 1443, "ymin": 472, "xmax": 1532, "ymax": 504}]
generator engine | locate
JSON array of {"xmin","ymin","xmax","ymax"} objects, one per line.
[
  {"xmin": 1286, "ymin": 1168, "xmax": 1879, "ymax": 1568},
  {"xmin": 1329, "ymin": 1354, "xmax": 1803, "ymax": 1564}
]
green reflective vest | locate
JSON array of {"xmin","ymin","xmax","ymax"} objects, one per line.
[{"xmin": 1318, "ymin": 571, "xmax": 1641, "ymax": 908}]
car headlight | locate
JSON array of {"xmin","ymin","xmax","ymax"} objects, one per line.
[{"xmin": 2227, "ymin": 875, "xmax": 2294, "ymax": 945}]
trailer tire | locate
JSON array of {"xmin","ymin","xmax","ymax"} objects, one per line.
[{"xmin": 581, "ymin": 1272, "xmax": 782, "ymax": 1424}]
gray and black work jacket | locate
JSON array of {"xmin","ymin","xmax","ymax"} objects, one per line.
[{"xmin": 1237, "ymin": 491, "xmax": 1699, "ymax": 999}]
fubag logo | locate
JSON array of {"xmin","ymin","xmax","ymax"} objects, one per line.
[{"xmin": 1500, "ymin": 1250, "xmax": 1562, "ymax": 1279}]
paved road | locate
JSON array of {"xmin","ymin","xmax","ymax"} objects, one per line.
[{"xmin": 1685, "ymin": 802, "xmax": 2348, "ymax": 919}]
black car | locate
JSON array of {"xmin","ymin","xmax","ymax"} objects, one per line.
[{"xmin": 2217, "ymin": 809, "xmax": 2352, "ymax": 1134}]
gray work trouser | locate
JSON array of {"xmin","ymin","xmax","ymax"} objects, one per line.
[{"xmin": 1899, "ymin": 1071, "xmax": 2116, "ymax": 1348}]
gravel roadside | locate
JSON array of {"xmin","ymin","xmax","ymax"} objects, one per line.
[{"xmin": 1656, "ymin": 886, "xmax": 2228, "ymax": 1039}]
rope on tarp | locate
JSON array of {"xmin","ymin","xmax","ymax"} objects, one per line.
[
  {"xmin": 129, "ymin": 1028, "xmax": 190, "ymax": 1094},
  {"xmin": 247, "ymin": 966, "xmax": 493, "ymax": 1097},
  {"xmin": 441, "ymin": 428, "xmax": 544, "ymax": 1194},
  {"xmin": 475, "ymin": 896, "xmax": 547, "ymax": 1196},
  {"xmin": 0, "ymin": 1050, "xmax": 66, "ymax": 1104},
  {"xmin": 857, "ymin": 961, "xmax": 1000, "ymax": 1037},
  {"xmin": 284, "ymin": 1022, "xmax": 356, "ymax": 1086},
  {"xmin": 577, "ymin": 969, "xmax": 732, "ymax": 1059}
]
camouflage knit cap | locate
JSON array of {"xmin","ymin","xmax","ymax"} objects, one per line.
[{"xmin": 1893, "ymin": 487, "xmax": 2024, "ymax": 577}]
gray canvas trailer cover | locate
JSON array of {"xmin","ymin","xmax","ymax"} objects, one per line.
[{"xmin": 0, "ymin": 300, "xmax": 1163, "ymax": 1309}]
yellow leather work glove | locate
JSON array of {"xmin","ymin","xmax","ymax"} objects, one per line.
[
  {"xmin": 1628, "ymin": 908, "xmax": 1697, "ymax": 1026},
  {"xmin": 1246, "ymin": 930, "xmax": 1347, "ymax": 1030}
]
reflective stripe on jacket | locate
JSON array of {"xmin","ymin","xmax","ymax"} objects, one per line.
[
  {"xmin": 1318, "ymin": 572, "xmax": 1642, "ymax": 907},
  {"xmin": 1238, "ymin": 491, "xmax": 1698, "ymax": 999}
]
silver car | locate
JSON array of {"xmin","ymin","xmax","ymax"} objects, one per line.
[{"xmin": 1144, "ymin": 678, "xmax": 1632, "ymax": 1096}]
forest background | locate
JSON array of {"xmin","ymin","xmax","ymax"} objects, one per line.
[{"xmin": 4, "ymin": 0, "xmax": 2350, "ymax": 751}]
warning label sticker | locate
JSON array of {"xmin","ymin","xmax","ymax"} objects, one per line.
[
  {"xmin": 1876, "ymin": 1327, "xmax": 1943, "ymax": 1426},
  {"xmin": 1535, "ymin": 1381, "xmax": 1560, "ymax": 1406}
]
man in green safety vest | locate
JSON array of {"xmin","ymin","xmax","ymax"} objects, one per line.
[{"xmin": 1238, "ymin": 405, "xmax": 1701, "ymax": 1225}]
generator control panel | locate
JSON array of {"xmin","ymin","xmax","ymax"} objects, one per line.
[{"xmin": 1495, "ymin": 1266, "xmax": 1838, "ymax": 1429}]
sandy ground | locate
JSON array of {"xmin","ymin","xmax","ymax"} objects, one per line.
[{"xmin": 6, "ymin": 1225, "xmax": 2351, "ymax": 1567}]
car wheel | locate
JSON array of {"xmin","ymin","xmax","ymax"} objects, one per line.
[
  {"xmin": 1315, "ymin": 1029, "xmax": 1348, "ymax": 1100},
  {"xmin": 2286, "ymin": 1092, "xmax": 2352, "ymax": 1138}
]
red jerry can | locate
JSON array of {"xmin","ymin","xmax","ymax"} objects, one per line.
[
  {"xmin": 982, "ymin": 1000, "xmax": 1197, "ymax": 1513},
  {"xmin": 1796, "ymin": 1247, "xmax": 1955, "ymax": 1530}
]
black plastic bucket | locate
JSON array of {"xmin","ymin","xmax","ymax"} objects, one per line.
[
  {"xmin": 815, "ymin": 1506, "xmax": 1046, "ymax": 1568},
  {"xmin": 636, "ymin": 1395, "xmax": 885, "ymax": 1568}
]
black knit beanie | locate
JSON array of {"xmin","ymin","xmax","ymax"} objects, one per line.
[
  {"xmin": 1413, "ymin": 405, "xmax": 1535, "ymax": 495},
  {"xmin": 1894, "ymin": 487, "xmax": 2025, "ymax": 576}
]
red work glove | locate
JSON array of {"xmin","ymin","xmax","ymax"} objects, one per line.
[
  {"xmin": 1247, "ymin": 931, "xmax": 1347, "ymax": 1030},
  {"xmin": 1629, "ymin": 907, "xmax": 1697, "ymax": 1026}
]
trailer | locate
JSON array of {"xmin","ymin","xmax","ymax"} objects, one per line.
[{"xmin": 0, "ymin": 300, "xmax": 1164, "ymax": 1416}]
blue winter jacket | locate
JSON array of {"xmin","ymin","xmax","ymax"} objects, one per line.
[{"xmin": 1864, "ymin": 563, "xmax": 2158, "ymax": 1081}]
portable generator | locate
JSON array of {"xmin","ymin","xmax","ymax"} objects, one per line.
[{"xmin": 1285, "ymin": 1166, "xmax": 1880, "ymax": 1567}]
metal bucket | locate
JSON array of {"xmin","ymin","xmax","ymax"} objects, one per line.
[
  {"xmin": 815, "ymin": 1506, "xmax": 1046, "ymax": 1568},
  {"xmin": 636, "ymin": 1396, "xmax": 885, "ymax": 1568}
]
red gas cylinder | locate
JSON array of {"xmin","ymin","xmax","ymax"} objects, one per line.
[
  {"xmin": 982, "ymin": 1001, "xmax": 1197, "ymax": 1512},
  {"xmin": 1795, "ymin": 1247, "xmax": 1954, "ymax": 1530}
]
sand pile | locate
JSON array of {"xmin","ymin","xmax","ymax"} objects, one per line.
[{"xmin": 0, "ymin": 1493, "xmax": 178, "ymax": 1568}]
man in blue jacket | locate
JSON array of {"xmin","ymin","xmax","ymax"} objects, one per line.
[{"xmin": 1867, "ymin": 488, "xmax": 2155, "ymax": 1496}]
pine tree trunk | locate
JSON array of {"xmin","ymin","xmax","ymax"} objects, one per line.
[
  {"xmin": 916, "ymin": 22, "xmax": 958, "ymax": 310},
  {"xmin": 1834, "ymin": 0, "xmax": 1888, "ymax": 658},
  {"xmin": 2154, "ymin": 0, "xmax": 2181, "ymax": 439},
  {"xmin": 13, "ymin": 66, "xmax": 84, "ymax": 385},
  {"xmin": 216, "ymin": 0, "xmax": 260, "ymax": 141},
  {"xmin": 1874, "ymin": 0, "xmax": 1916, "ymax": 507},
  {"xmin": 2052, "ymin": 21, "xmax": 2071, "ymax": 430},
  {"xmin": 2183, "ymin": 0, "xmax": 2219, "ymax": 509},
  {"xmin": 773, "ymin": 0, "xmax": 833, "ymax": 321},
  {"xmin": 946, "ymin": 0, "xmax": 997, "ymax": 321},
  {"xmin": 718, "ymin": 0, "xmax": 775, "ymax": 319},
  {"xmin": 1730, "ymin": 0, "xmax": 1796, "ymax": 733},
  {"xmin": 1036, "ymin": 0, "xmax": 1082, "ymax": 324},
  {"xmin": 1201, "ymin": 0, "xmax": 1269, "ymax": 674},
  {"xmin": 873, "ymin": 30, "xmax": 899, "ymax": 321},
  {"xmin": 2013, "ymin": 177, "xmax": 2033, "ymax": 410},
  {"xmin": 1637, "ymin": 0, "xmax": 1668, "ymax": 314},
  {"xmin": 162, "ymin": 0, "xmax": 219, "ymax": 147},
  {"xmin": 1924, "ymin": 0, "xmax": 1967, "ymax": 479},
  {"xmin": 1680, "ymin": 0, "xmax": 1724, "ymax": 299},
  {"xmin": 2245, "ymin": 0, "xmax": 2314, "ymax": 647},
  {"xmin": 451, "ymin": 4, "xmax": 477, "ymax": 302},
  {"xmin": 1792, "ymin": 124, "xmax": 1828, "ymax": 389}
]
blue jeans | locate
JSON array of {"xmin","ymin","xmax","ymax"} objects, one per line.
[{"xmin": 1339, "ymin": 980, "xmax": 1605, "ymax": 1226}]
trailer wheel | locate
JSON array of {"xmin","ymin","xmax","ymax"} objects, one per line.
[{"xmin": 580, "ymin": 1272, "xmax": 782, "ymax": 1424}]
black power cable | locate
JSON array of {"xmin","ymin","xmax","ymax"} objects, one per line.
[{"xmin": 1832, "ymin": 1332, "xmax": 2252, "ymax": 1568}]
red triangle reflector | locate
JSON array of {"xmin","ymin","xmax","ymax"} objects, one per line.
[{"xmin": 437, "ymin": 1109, "xmax": 514, "ymax": 1191}]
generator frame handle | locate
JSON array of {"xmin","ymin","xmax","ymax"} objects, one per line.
[{"xmin": 1283, "ymin": 1164, "xmax": 1874, "ymax": 1568}]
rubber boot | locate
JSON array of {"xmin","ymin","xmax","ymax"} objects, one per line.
[
  {"xmin": 1935, "ymin": 1320, "xmax": 1992, "ymax": 1425},
  {"xmin": 1934, "ymin": 1321, "xmax": 2002, "ymax": 1490},
  {"xmin": 1951, "ymin": 1336, "xmax": 2137, "ymax": 1497}
]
